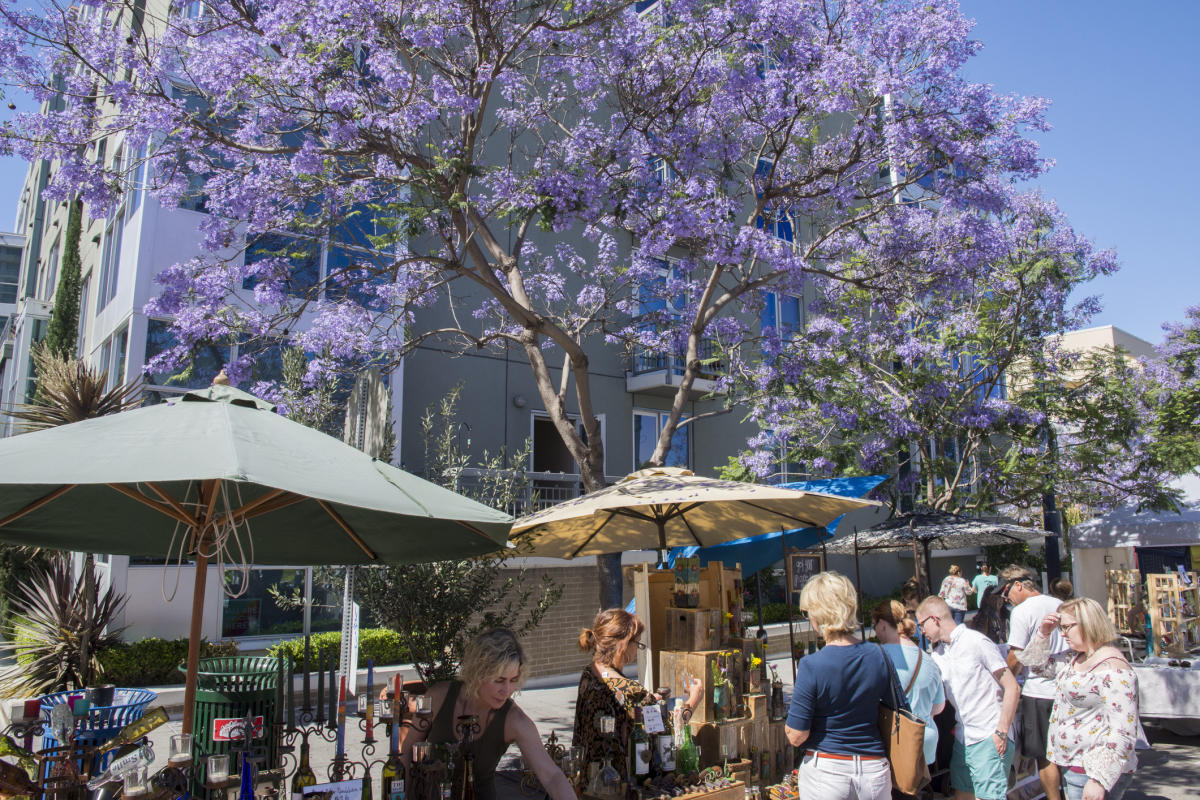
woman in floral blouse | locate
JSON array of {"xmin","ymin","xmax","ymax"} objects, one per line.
[
  {"xmin": 572, "ymin": 609, "xmax": 702, "ymax": 785},
  {"xmin": 938, "ymin": 564, "xmax": 972, "ymax": 623},
  {"xmin": 1016, "ymin": 597, "xmax": 1139, "ymax": 800}
]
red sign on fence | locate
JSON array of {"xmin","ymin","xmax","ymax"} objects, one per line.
[{"xmin": 212, "ymin": 716, "xmax": 264, "ymax": 742}]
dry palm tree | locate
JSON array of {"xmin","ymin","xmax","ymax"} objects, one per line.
[{"xmin": 8, "ymin": 342, "xmax": 143, "ymax": 430}]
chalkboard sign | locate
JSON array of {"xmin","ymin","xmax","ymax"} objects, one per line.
[{"xmin": 788, "ymin": 551, "xmax": 824, "ymax": 598}]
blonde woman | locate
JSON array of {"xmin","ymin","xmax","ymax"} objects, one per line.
[
  {"xmin": 403, "ymin": 629, "xmax": 576, "ymax": 800},
  {"xmin": 785, "ymin": 572, "xmax": 909, "ymax": 800},
  {"xmin": 938, "ymin": 564, "xmax": 972, "ymax": 623},
  {"xmin": 1017, "ymin": 598, "xmax": 1139, "ymax": 800}
]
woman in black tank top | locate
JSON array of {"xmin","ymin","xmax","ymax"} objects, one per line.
[{"xmin": 401, "ymin": 629, "xmax": 575, "ymax": 800}]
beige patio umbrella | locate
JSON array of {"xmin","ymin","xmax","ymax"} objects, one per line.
[{"xmin": 509, "ymin": 466, "xmax": 879, "ymax": 558}]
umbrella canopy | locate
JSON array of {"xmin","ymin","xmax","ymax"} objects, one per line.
[
  {"xmin": 823, "ymin": 510, "xmax": 1044, "ymax": 554},
  {"xmin": 1071, "ymin": 501, "xmax": 1200, "ymax": 549},
  {"xmin": 0, "ymin": 382, "xmax": 512, "ymax": 734},
  {"xmin": 667, "ymin": 475, "xmax": 890, "ymax": 576},
  {"xmin": 0, "ymin": 383, "xmax": 512, "ymax": 562},
  {"xmin": 510, "ymin": 466, "xmax": 878, "ymax": 559}
]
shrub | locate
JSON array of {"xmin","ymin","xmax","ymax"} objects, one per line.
[
  {"xmin": 267, "ymin": 629, "xmax": 418, "ymax": 669},
  {"xmin": 97, "ymin": 638, "xmax": 239, "ymax": 687}
]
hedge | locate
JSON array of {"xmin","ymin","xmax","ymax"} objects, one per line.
[
  {"xmin": 267, "ymin": 629, "xmax": 414, "ymax": 668},
  {"xmin": 97, "ymin": 638, "xmax": 240, "ymax": 687}
]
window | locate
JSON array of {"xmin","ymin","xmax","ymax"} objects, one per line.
[
  {"xmin": 145, "ymin": 317, "xmax": 231, "ymax": 389},
  {"xmin": 221, "ymin": 568, "xmax": 341, "ymax": 638},
  {"xmin": 98, "ymin": 209, "xmax": 124, "ymax": 309},
  {"xmin": 761, "ymin": 291, "xmax": 801, "ymax": 340},
  {"xmin": 0, "ymin": 244, "xmax": 21, "ymax": 304},
  {"xmin": 41, "ymin": 238, "xmax": 60, "ymax": 301},
  {"xmin": 242, "ymin": 233, "xmax": 321, "ymax": 295},
  {"xmin": 633, "ymin": 410, "xmax": 689, "ymax": 469}
]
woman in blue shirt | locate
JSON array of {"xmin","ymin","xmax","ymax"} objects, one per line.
[
  {"xmin": 873, "ymin": 600, "xmax": 946, "ymax": 770},
  {"xmin": 785, "ymin": 572, "xmax": 909, "ymax": 800}
]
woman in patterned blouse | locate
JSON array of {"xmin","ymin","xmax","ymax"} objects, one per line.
[
  {"xmin": 572, "ymin": 608, "xmax": 703, "ymax": 785},
  {"xmin": 1017, "ymin": 597, "xmax": 1139, "ymax": 800}
]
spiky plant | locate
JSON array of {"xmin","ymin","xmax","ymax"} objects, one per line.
[
  {"xmin": 0, "ymin": 557, "xmax": 127, "ymax": 696},
  {"xmin": 9, "ymin": 342, "xmax": 143, "ymax": 431}
]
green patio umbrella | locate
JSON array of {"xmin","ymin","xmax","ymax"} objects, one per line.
[{"xmin": 0, "ymin": 381, "xmax": 512, "ymax": 734}]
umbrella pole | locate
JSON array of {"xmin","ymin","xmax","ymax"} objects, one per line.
[
  {"xmin": 182, "ymin": 479, "xmax": 221, "ymax": 737},
  {"xmin": 784, "ymin": 529, "xmax": 797, "ymax": 678},
  {"xmin": 854, "ymin": 529, "xmax": 865, "ymax": 641},
  {"xmin": 182, "ymin": 538, "xmax": 209, "ymax": 736}
]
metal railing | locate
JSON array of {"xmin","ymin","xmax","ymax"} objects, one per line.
[
  {"xmin": 453, "ymin": 468, "xmax": 626, "ymax": 517},
  {"xmin": 627, "ymin": 337, "xmax": 723, "ymax": 379}
]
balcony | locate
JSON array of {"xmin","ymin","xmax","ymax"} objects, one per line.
[
  {"xmin": 452, "ymin": 469, "xmax": 627, "ymax": 518},
  {"xmin": 625, "ymin": 338, "xmax": 722, "ymax": 398}
]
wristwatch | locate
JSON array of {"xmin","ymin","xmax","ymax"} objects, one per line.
[{"xmin": 994, "ymin": 730, "xmax": 1006, "ymax": 737}]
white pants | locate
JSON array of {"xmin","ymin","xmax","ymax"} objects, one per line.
[{"xmin": 797, "ymin": 751, "xmax": 892, "ymax": 800}]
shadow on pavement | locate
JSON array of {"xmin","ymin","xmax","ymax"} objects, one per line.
[{"xmin": 1126, "ymin": 724, "xmax": 1200, "ymax": 800}]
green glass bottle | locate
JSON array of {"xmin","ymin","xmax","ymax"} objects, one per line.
[
  {"xmin": 292, "ymin": 740, "xmax": 318, "ymax": 800},
  {"xmin": 97, "ymin": 707, "xmax": 169, "ymax": 755},
  {"xmin": 675, "ymin": 722, "xmax": 699, "ymax": 776}
]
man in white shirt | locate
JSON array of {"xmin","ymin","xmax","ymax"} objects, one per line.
[
  {"xmin": 1000, "ymin": 564, "xmax": 1068, "ymax": 800},
  {"xmin": 918, "ymin": 596, "xmax": 1020, "ymax": 800}
]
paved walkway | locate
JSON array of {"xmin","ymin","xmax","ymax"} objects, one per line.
[{"xmin": 140, "ymin": 654, "xmax": 1199, "ymax": 800}]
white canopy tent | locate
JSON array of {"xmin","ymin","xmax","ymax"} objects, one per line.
[{"xmin": 1070, "ymin": 475, "xmax": 1200, "ymax": 603}]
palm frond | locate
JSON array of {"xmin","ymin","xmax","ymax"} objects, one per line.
[
  {"xmin": 0, "ymin": 557, "xmax": 127, "ymax": 696},
  {"xmin": 8, "ymin": 342, "xmax": 143, "ymax": 431}
]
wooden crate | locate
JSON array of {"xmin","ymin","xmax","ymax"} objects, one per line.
[
  {"xmin": 1106, "ymin": 569, "xmax": 1144, "ymax": 636},
  {"xmin": 1146, "ymin": 571, "xmax": 1200, "ymax": 656},
  {"xmin": 665, "ymin": 608, "xmax": 721, "ymax": 652},
  {"xmin": 660, "ymin": 649, "xmax": 745, "ymax": 724},
  {"xmin": 699, "ymin": 564, "xmax": 744, "ymax": 644}
]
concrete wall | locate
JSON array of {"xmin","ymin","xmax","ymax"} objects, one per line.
[{"xmin": 1072, "ymin": 545, "xmax": 1136, "ymax": 605}]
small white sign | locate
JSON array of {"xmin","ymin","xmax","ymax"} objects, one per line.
[
  {"xmin": 641, "ymin": 704, "xmax": 665, "ymax": 734},
  {"xmin": 303, "ymin": 779, "xmax": 363, "ymax": 800}
]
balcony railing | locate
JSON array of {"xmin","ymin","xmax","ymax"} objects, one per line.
[
  {"xmin": 627, "ymin": 337, "xmax": 723, "ymax": 380},
  {"xmin": 451, "ymin": 469, "xmax": 626, "ymax": 518}
]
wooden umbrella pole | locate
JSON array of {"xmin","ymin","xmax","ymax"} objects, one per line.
[
  {"xmin": 181, "ymin": 479, "xmax": 222, "ymax": 736},
  {"xmin": 784, "ymin": 529, "xmax": 796, "ymax": 679},
  {"xmin": 181, "ymin": 533, "xmax": 210, "ymax": 736}
]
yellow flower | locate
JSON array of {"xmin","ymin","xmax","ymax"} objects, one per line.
[
  {"xmin": 724, "ymin": 612, "xmax": 733, "ymax": 620},
  {"xmin": 750, "ymin": 656, "xmax": 763, "ymax": 668}
]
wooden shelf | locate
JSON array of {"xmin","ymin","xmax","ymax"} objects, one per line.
[
  {"xmin": 1106, "ymin": 569, "xmax": 1145, "ymax": 636},
  {"xmin": 1146, "ymin": 571, "xmax": 1200, "ymax": 657}
]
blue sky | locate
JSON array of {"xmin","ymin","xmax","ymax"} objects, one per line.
[
  {"xmin": 2, "ymin": 1, "xmax": 1196, "ymax": 345},
  {"xmin": 961, "ymin": 0, "xmax": 1200, "ymax": 345}
]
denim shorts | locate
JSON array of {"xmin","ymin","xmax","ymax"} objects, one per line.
[
  {"xmin": 949, "ymin": 736, "xmax": 1015, "ymax": 800},
  {"xmin": 1062, "ymin": 768, "xmax": 1134, "ymax": 800}
]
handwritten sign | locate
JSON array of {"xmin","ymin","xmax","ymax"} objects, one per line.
[{"xmin": 303, "ymin": 779, "xmax": 364, "ymax": 800}]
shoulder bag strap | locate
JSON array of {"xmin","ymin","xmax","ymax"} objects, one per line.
[
  {"xmin": 876, "ymin": 643, "xmax": 904, "ymax": 710},
  {"xmin": 902, "ymin": 647, "xmax": 922, "ymax": 696}
]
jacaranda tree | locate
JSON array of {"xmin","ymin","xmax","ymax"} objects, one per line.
[
  {"xmin": 1, "ymin": 0, "xmax": 1052, "ymax": 603},
  {"xmin": 731, "ymin": 191, "xmax": 1180, "ymax": 516}
]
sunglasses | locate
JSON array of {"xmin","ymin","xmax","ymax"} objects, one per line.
[
  {"xmin": 918, "ymin": 614, "xmax": 939, "ymax": 628},
  {"xmin": 1000, "ymin": 580, "xmax": 1018, "ymax": 601}
]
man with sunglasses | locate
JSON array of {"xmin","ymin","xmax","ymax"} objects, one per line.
[
  {"xmin": 917, "ymin": 596, "xmax": 1020, "ymax": 800},
  {"xmin": 999, "ymin": 565, "xmax": 1069, "ymax": 800}
]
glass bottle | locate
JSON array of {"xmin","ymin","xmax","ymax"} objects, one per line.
[
  {"xmin": 675, "ymin": 722, "xmax": 698, "ymax": 776},
  {"xmin": 97, "ymin": 707, "xmax": 169, "ymax": 754},
  {"xmin": 238, "ymin": 753, "xmax": 254, "ymax": 800},
  {"xmin": 292, "ymin": 740, "xmax": 318, "ymax": 800},
  {"xmin": 381, "ymin": 743, "xmax": 405, "ymax": 800},
  {"xmin": 457, "ymin": 752, "xmax": 476, "ymax": 800},
  {"xmin": 362, "ymin": 768, "xmax": 374, "ymax": 800},
  {"xmin": 629, "ymin": 708, "xmax": 651, "ymax": 779}
]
